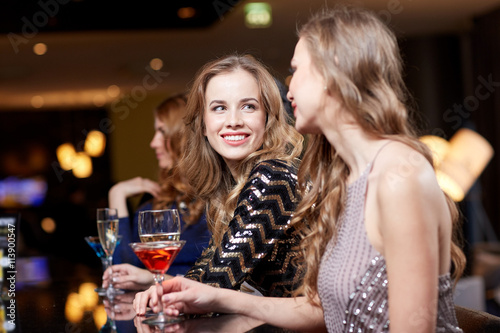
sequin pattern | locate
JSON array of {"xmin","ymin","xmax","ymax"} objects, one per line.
[
  {"xmin": 317, "ymin": 157, "xmax": 463, "ymax": 333},
  {"xmin": 185, "ymin": 159, "xmax": 303, "ymax": 297}
]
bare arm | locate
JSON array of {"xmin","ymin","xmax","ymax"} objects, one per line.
[
  {"xmin": 108, "ymin": 177, "xmax": 161, "ymax": 218},
  {"xmin": 376, "ymin": 149, "xmax": 449, "ymax": 332},
  {"xmin": 134, "ymin": 276, "xmax": 326, "ymax": 332}
]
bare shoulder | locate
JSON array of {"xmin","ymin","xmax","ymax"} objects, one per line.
[
  {"xmin": 368, "ymin": 141, "xmax": 450, "ymax": 229},
  {"xmin": 371, "ymin": 141, "xmax": 440, "ymax": 198}
]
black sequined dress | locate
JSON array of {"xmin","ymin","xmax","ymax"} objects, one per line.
[{"xmin": 185, "ymin": 159, "xmax": 303, "ymax": 297}]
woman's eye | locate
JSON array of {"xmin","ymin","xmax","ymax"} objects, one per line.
[
  {"xmin": 242, "ymin": 104, "xmax": 256, "ymax": 111},
  {"xmin": 212, "ymin": 105, "xmax": 225, "ymax": 112}
]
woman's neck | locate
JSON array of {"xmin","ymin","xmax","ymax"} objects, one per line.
[{"xmin": 322, "ymin": 124, "xmax": 387, "ymax": 182}]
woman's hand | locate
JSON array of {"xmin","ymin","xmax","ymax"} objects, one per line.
[
  {"xmin": 133, "ymin": 277, "xmax": 222, "ymax": 316},
  {"xmin": 103, "ymin": 263, "xmax": 155, "ymax": 291}
]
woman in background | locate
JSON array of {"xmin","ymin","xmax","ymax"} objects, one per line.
[{"xmin": 106, "ymin": 94, "xmax": 210, "ymax": 290}]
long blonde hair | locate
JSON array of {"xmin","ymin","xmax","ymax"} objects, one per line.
[
  {"xmin": 292, "ymin": 7, "xmax": 466, "ymax": 302},
  {"xmin": 180, "ymin": 54, "xmax": 303, "ymax": 244},
  {"xmin": 152, "ymin": 93, "xmax": 205, "ymax": 225}
]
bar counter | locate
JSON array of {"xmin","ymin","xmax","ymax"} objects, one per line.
[{"xmin": 14, "ymin": 256, "xmax": 296, "ymax": 332}]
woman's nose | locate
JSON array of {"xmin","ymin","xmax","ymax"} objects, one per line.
[
  {"xmin": 226, "ymin": 110, "xmax": 243, "ymax": 127},
  {"xmin": 150, "ymin": 132, "xmax": 160, "ymax": 148}
]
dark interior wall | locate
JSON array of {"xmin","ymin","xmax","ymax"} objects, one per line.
[
  {"xmin": 400, "ymin": 29, "xmax": 500, "ymax": 242},
  {"xmin": 399, "ymin": 35, "xmax": 464, "ymax": 139},
  {"xmin": 470, "ymin": 8, "xmax": 500, "ymax": 239}
]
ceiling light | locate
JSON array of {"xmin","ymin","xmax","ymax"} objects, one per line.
[
  {"xmin": 149, "ymin": 58, "xmax": 163, "ymax": 71},
  {"xmin": 92, "ymin": 94, "xmax": 106, "ymax": 107},
  {"xmin": 107, "ymin": 85, "xmax": 120, "ymax": 97},
  {"xmin": 33, "ymin": 43, "xmax": 47, "ymax": 55},
  {"xmin": 245, "ymin": 3, "xmax": 272, "ymax": 29},
  {"xmin": 56, "ymin": 143, "xmax": 76, "ymax": 170},
  {"xmin": 72, "ymin": 152, "xmax": 92, "ymax": 178},
  {"xmin": 178, "ymin": 7, "xmax": 196, "ymax": 19},
  {"xmin": 84, "ymin": 130, "xmax": 106, "ymax": 157},
  {"xmin": 31, "ymin": 95, "xmax": 44, "ymax": 108}
]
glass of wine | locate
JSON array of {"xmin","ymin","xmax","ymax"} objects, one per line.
[
  {"xmin": 84, "ymin": 235, "xmax": 122, "ymax": 295},
  {"xmin": 138, "ymin": 209, "xmax": 181, "ymax": 242},
  {"xmin": 97, "ymin": 208, "xmax": 124, "ymax": 297},
  {"xmin": 129, "ymin": 240, "xmax": 185, "ymax": 325}
]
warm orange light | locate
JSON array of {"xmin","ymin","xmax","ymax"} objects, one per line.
[
  {"xmin": 41, "ymin": 217, "xmax": 56, "ymax": 233},
  {"xmin": 437, "ymin": 129, "xmax": 493, "ymax": 201},
  {"xmin": 56, "ymin": 143, "xmax": 76, "ymax": 170},
  {"xmin": 107, "ymin": 85, "xmax": 120, "ymax": 97},
  {"xmin": 78, "ymin": 282, "xmax": 99, "ymax": 310},
  {"xmin": 149, "ymin": 58, "xmax": 163, "ymax": 71},
  {"xmin": 422, "ymin": 129, "xmax": 494, "ymax": 202},
  {"xmin": 420, "ymin": 135, "xmax": 450, "ymax": 167},
  {"xmin": 31, "ymin": 95, "xmax": 44, "ymax": 108},
  {"xmin": 177, "ymin": 7, "xmax": 196, "ymax": 19},
  {"xmin": 72, "ymin": 152, "xmax": 92, "ymax": 178},
  {"xmin": 84, "ymin": 130, "xmax": 106, "ymax": 157},
  {"xmin": 93, "ymin": 304, "xmax": 107, "ymax": 329},
  {"xmin": 33, "ymin": 43, "xmax": 47, "ymax": 55},
  {"xmin": 65, "ymin": 292, "xmax": 84, "ymax": 323}
]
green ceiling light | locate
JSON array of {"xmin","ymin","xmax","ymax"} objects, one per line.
[{"xmin": 245, "ymin": 3, "xmax": 272, "ymax": 28}]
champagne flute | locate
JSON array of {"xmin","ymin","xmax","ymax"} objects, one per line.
[
  {"xmin": 138, "ymin": 209, "xmax": 181, "ymax": 242},
  {"xmin": 84, "ymin": 235, "xmax": 122, "ymax": 295},
  {"xmin": 97, "ymin": 208, "xmax": 124, "ymax": 296},
  {"xmin": 129, "ymin": 240, "xmax": 185, "ymax": 325}
]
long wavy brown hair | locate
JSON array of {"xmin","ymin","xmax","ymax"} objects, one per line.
[
  {"xmin": 151, "ymin": 93, "xmax": 205, "ymax": 225},
  {"xmin": 291, "ymin": 7, "xmax": 466, "ymax": 303},
  {"xmin": 179, "ymin": 54, "xmax": 304, "ymax": 244}
]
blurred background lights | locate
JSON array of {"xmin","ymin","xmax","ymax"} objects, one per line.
[
  {"xmin": 72, "ymin": 152, "xmax": 92, "ymax": 178},
  {"xmin": 149, "ymin": 58, "xmax": 163, "ymax": 71},
  {"xmin": 33, "ymin": 42, "xmax": 47, "ymax": 55},
  {"xmin": 78, "ymin": 282, "xmax": 99, "ymax": 310},
  {"xmin": 177, "ymin": 7, "xmax": 196, "ymax": 19},
  {"xmin": 84, "ymin": 130, "xmax": 106, "ymax": 157},
  {"xmin": 245, "ymin": 2, "xmax": 272, "ymax": 28},
  {"xmin": 93, "ymin": 305, "xmax": 107, "ymax": 329},
  {"xmin": 65, "ymin": 292, "xmax": 85, "ymax": 323},
  {"xmin": 92, "ymin": 94, "xmax": 106, "ymax": 107},
  {"xmin": 41, "ymin": 217, "xmax": 56, "ymax": 233},
  {"xmin": 419, "ymin": 135, "xmax": 450, "ymax": 167},
  {"xmin": 107, "ymin": 84, "xmax": 120, "ymax": 97},
  {"xmin": 56, "ymin": 143, "xmax": 76, "ymax": 170},
  {"xmin": 31, "ymin": 95, "xmax": 44, "ymax": 108}
]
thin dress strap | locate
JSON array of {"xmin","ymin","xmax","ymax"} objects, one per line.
[{"xmin": 368, "ymin": 140, "xmax": 394, "ymax": 173}]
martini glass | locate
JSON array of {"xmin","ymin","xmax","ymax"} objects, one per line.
[
  {"xmin": 97, "ymin": 208, "xmax": 124, "ymax": 297},
  {"xmin": 84, "ymin": 235, "xmax": 122, "ymax": 295},
  {"xmin": 138, "ymin": 209, "xmax": 181, "ymax": 242},
  {"xmin": 129, "ymin": 241, "xmax": 185, "ymax": 325}
]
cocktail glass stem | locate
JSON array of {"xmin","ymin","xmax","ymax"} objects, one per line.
[
  {"xmin": 153, "ymin": 273, "xmax": 166, "ymax": 321},
  {"xmin": 105, "ymin": 256, "xmax": 116, "ymax": 296}
]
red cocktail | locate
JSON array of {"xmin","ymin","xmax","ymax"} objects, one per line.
[{"xmin": 129, "ymin": 240, "xmax": 185, "ymax": 325}]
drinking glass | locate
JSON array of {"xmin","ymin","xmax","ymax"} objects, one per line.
[
  {"xmin": 138, "ymin": 209, "xmax": 181, "ymax": 242},
  {"xmin": 97, "ymin": 208, "xmax": 124, "ymax": 296},
  {"xmin": 130, "ymin": 241, "xmax": 185, "ymax": 325},
  {"xmin": 84, "ymin": 235, "xmax": 122, "ymax": 295}
]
